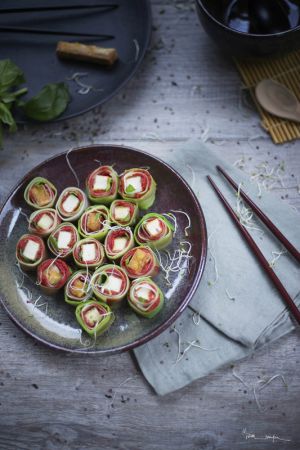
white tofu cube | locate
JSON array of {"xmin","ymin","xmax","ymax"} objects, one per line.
[
  {"xmin": 125, "ymin": 176, "xmax": 142, "ymax": 193},
  {"xmin": 113, "ymin": 237, "xmax": 128, "ymax": 252},
  {"xmin": 94, "ymin": 175, "xmax": 109, "ymax": 191},
  {"xmin": 136, "ymin": 286, "xmax": 151, "ymax": 300},
  {"xmin": 23, "ymin": 239, "xmax": 40, "ymax": 261},
  {"xmin": 102, "ymin": 275, "xmax": 122, "ymax": 292},
  {"xmin": 114, "ymin": 206, "xmax": 130, "ymax": 220},
  {"xmin": 37, "ymin": 214, "xmax": 54, "ymax": 230},
  {"xmin": 57, "ymin": 231, "xmax": 72, "ymax": 249},
  {"xmin": 81, "ymin": 243, "xmax": 96, "ymax": 262},
  {"xmin": 145, "ymin": 218, "xmax": 162, "ymax": 237},
  {"xmin": 62, "ymin": 194, "xmax": 80, "ymax": 213}
]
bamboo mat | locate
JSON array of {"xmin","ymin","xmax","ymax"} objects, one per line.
[{"xmin": 235, "ymin": 49, "xmax": 300, "ymax": 144}]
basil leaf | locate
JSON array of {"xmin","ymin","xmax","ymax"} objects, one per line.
[
  {"xmin": 1, "ymin": 88, "xmax": 28, "ymax": 105},
  {"xmin": 48, "ymin": 235, "xmax": 58, "ymax": 250},
  {"xmin": 125, "ymin": 184, "xmax": 135, "ymax": 194},
  {"xmin": 98, "ymin": 273, "xmax": 108, "ymax": 286},
  {"xmin": 21, "ymin": 82, "xmax": 70, "ymax": 121},
  {"xmin": 0, "ymin": 123, "xmax": 3, "ymax": 148},
  {"xmin": 0, "ymin": 102, "xmax": 17, "ymax": 133},
  {"xmin": 0, "ymin": 59, "xmax": 25, "ymax": 92}
]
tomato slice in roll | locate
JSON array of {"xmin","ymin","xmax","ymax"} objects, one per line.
[
  {"xmin": 104, "ymin": 227, "xmax": 134, "ymax": 261},
  {"xmin": 128, "ymin": 277, "xmax": 164, "ymax": 318},
  {"xmin": 16, "ymin": 234, "xmax": 46, "ymax": 271},
  {"xmin": 24, "ymin": 177, "xmax": 57, "ymax": 209},
  {"xmin": 120, "ymin": 246, "xmax": 159, "ymax": 279},
  {"xmin": 56, "ymin": 187, "xmax": 88, "ymax": 222},
  {"xmin": 91, "ymin": 264, "xmax": 129, "ymax": 304},
  {"xmin": 64, "ymin": 270, "xmax": 92, "ymax": 305},
  {"xmin": 86, "ymin": 165, "xmax": 118, "ymax": 205},
  {"xmin": 37, "ymin": 258, "xmax": 72, "ymax": 295},
  {"xmin": 75, "ymin": 300, "xmax": 114, "ymax": 336},
  {"xmin": 47, "ymin": 222, "xmax": 79, "ymax": 259},
  {"xmin": 118, "ymin": 168, "xmax": 156, "ymax": 210},
  {"xmin": 78, "ymin": 205, "xmax": 110, "ymax": 241},
  {"xmin": 28, "ymin": 208, "xmax": 61, "ymax": 237},
  {"xmin": 134, "ymin": 213, "xmax": 174, "ymax": 250},
  {"xmin": 109, "ymin": 200, "xmax": 139, "ymax": 227},
  {"xmin": 73, "ymin": 238, "xmax": 105, "ymax": 269}
]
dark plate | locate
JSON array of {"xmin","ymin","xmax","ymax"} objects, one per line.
[
  {"xmin": 0, "ymin": 145, "xmax": 207, "ymax": 354},
  {"xmin": 0, "ymin": 0, "xmax": 151, "ymax": 122}
]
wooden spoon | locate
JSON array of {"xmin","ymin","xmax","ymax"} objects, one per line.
[{"xmin": 255, "ymin": 79, "xmax": 300, "ymax": 123}]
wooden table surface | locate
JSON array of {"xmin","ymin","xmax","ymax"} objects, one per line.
[{"xmin": 0, "ymin": 1, "xmax": 299, "ymax": 449}]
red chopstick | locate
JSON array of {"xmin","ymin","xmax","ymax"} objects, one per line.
[
  {"xmin": 216, "ymin": 165, "xmax": 300, "ymax": 263},
  {"xmin": 207, "ymin": 175, "xmax": 300, "ymax": 325}
]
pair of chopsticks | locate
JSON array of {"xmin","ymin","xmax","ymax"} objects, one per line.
[
  {"xmin": 207, "ymin": 166, "xmax": 300, "ymax": 325},
  {"xmin": 0, "ymin": 4, "xmax": 118, "ymax": 40}
]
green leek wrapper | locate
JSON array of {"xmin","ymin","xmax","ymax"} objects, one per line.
[
  {"xmin": 64, "ymin": 270, "xmax": 92, "ymax": 306},
  {"xmin": 24, "ymin": 177, "xmax": 57, "ymax": 210},
  {"xmin": 128, "ymin": 276, "xmax": 164, "ymax": 318},
  {"xmin": 76, "ymin": 299, "xmax": 114, "ymax": 336},
  {"xmin": 78, "ymin": 205, "xmax": 110, "ymax": 241},
  {"xmin": 134, "ymin": 213, "xmax": 174, "ymax": 250}
]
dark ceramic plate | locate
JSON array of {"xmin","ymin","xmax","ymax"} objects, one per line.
[
  {"xmin": 0, "ymin": 0, "xmax": 151, "ymax": 122},
  {"xmin": 0, "ymin": 145, "xmax": 207, "ymax": 354}
]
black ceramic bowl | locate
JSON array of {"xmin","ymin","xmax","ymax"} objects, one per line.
[{"xmin": 195, "ymin": 0, "xmax": 300, "ymax": 58}]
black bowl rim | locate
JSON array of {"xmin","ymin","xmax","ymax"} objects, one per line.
[
  {"xmin": 0, "ymin": 144, "xmax": 207, "ymax": 355},
  {"xmin": 195, "ymin": 0, "xmax": 300, "ymax": 38}
]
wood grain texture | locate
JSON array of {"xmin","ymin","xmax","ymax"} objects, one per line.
[{"xmin": 0, "ymin": 1, "xmax": 299, "ymax": 449}]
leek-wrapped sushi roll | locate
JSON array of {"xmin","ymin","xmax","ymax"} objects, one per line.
[
  {"xmin": 134, "ymin": 213, "xmax": 174, "ymax": 250},
  {"xmin": 56, "ymin": 187, "xmax": 88, "ymax": 222},
  {"xmin": 64, "ymin": 270, "xmax": 92, "ymax": 305},
  {"xmin": 118, "ymin": 168, "xmax": 156, "ymax": 210},
  {"xmin": 110, "ymin": 200, "xmax": 139, "ymax": 227},
  {"xmin": 128, "ymin": 277, "xmax": 164, "ymax": 318},
  {"xmin": 104, "ymin": 227, "xmax": 134, "ymax": 261},
  {"xmin": 73, "ymin": 238, "xmax": 105, "ymax": 269},
  {"xmin": 78, "ymin": 205, "xmax": 110, "ymax": 240},
  {"xmin": 37, "ymin": 259, "xmax": 72, "ymax": 295},
  {"xmin": 86, "ymin": 165, "xmax": 118, "ymax": 204},
  {"xmin": 16, "ymin": 234, "xmax": 46, "ymax": 271},
  {"xmin": 47, "ymin": 222, "xmax": 79, "ymax": 259},
  {"xmin": 24, "ymin": 177, "xmax": 57, "ymax": 209},
  {"xmin": 120, "ymin": 246, "xmax": 159, "ymax": 279},
  {"xmin": 91, "ymin": 264, "xmax": 129, "ymax": 304},
  {"xmin": 28, "ymin": 208, "xmax": 61, "ymax": 237},
  {"xmin": 76, "ymin": 300, "xmax": 114, "ymax": 336}
]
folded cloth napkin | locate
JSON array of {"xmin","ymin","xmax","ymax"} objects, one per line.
[{"xmin": 134, "ymin": 142, "xmax": 300, "ymax": 395}]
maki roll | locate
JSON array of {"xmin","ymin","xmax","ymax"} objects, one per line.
[
  {"xmin": 91, "ymin": 264, "xmax": 129, "ymax": 304},
  {"xmin": 24, "ymin": 177, "xmax": 57, "ymax": 209},
  {"xmin": 110, "ymin": 200, "xmax": 139, "ymax": 227},
  {"xmin": 47, "ymin": 222, "xmax": 79, "ymax": 259},
  {"xmin": 73, "ymin": 238, "xmax": 105, "ymax": 269},
  {"xmin": 64, "ymin": 270, "xmax": 92, "ymax": 305},
  {"xmin": 118, "ymin": 168, "xmax": 156, "ymax": 210},
  {"xmin": 78, "ymin": 205, "xmax": 110, "ymax": 240},
  {"xmin": 86, "ymin": 165, "xmax": 118, "ymax": 204},
  {"xmin": 56, "ymin": 187, "xmax": 88, "ymax": 222},
  {"xmin": 16, "ymin": 234, "xmax": 46, "ymax": 271},
  {"xmin": 37, "ymin": 258, "xmax": 72, "ymax": 295},
  {"xmin": 76, "ymin": 299, "xmax": 114, "ymax": 336},
  {"xmin": 28, "ymin": 208, "xmax": 61, "ymax": 237},
  {"xmin": 120, "ymin": 246, "xmax": 159, "ymax": 279},
  {"xmin": 104, "ymin": 227, "xmax": 134, "ymax": 261},
  {"xmin": 134, "ymin": 213, "xmax": 174, "ymax": 250},
  {"xmin": 128, "ymin": 277, "xmax": 164, "ymax": 318}
]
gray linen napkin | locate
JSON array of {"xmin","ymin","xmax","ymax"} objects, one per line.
[{"xmin": 134, "ymin": 142, "xmax": 300, "ymax": 395}]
